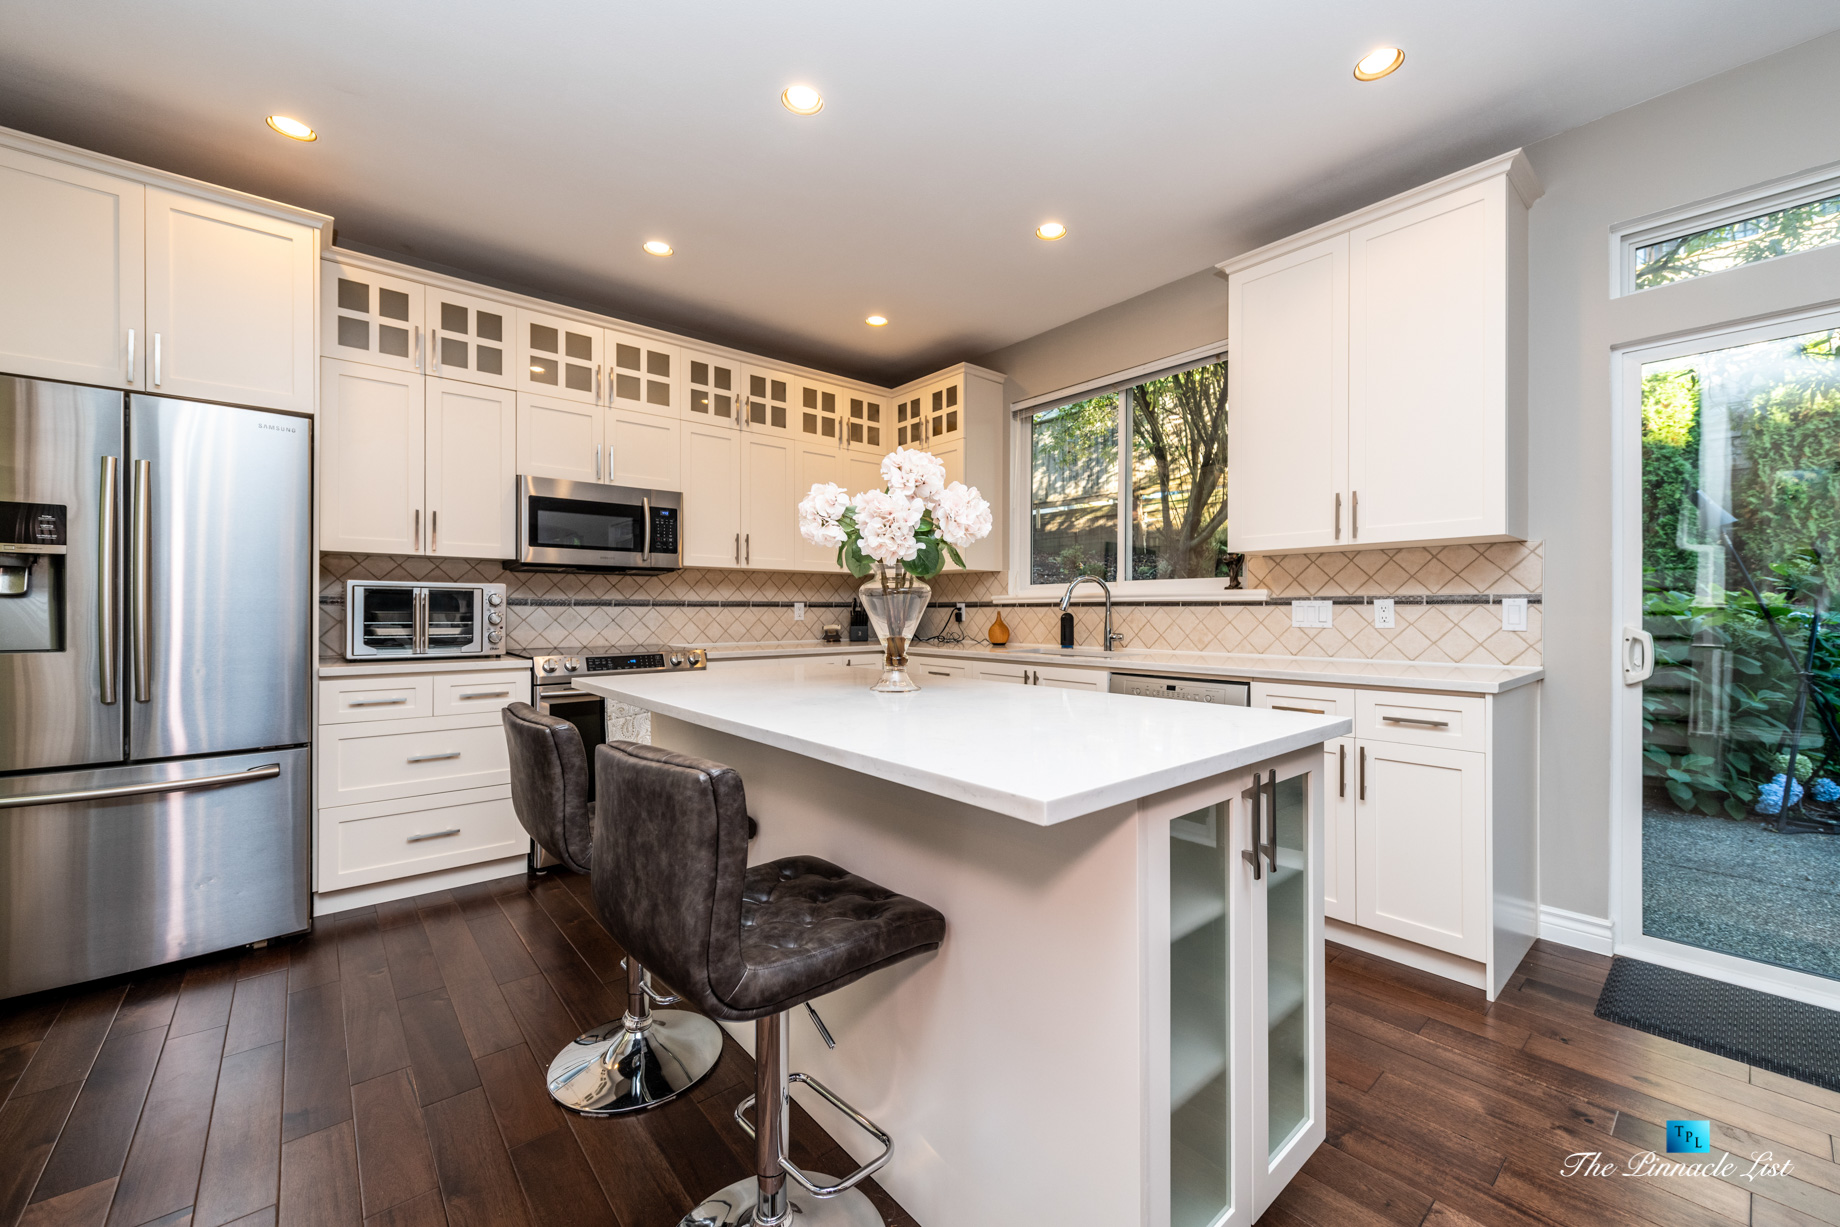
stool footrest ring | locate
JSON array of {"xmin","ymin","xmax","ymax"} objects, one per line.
[{"xmin": 734, "ymin": 1073, "xmax": 894, "ymax": 1197}]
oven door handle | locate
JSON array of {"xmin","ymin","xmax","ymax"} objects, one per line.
[{"xmin": 641, "ymin": 496, "xmax": 651, "ymax": 563}]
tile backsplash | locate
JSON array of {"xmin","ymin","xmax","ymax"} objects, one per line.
[{"xmin": 320, "ymin": 539, "xmax": 1541, "ymax": 667}]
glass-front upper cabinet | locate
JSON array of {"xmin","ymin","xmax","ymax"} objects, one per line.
[
  {"xmin": 846, "ymin": 394, "xmax": 884, "ymax": 451},
  {"xmin": 608, "ymin": 329, "xmax": 678, "ymax": 416},
  {"xmin": 518, "ymin": 308, "xmax": 601, "ymax": 405},
  {"xmin": 685, "ymin": 352, "xmax": 739, "ymax": 429},
  {"xmin": 797, "ymin": 380, "xmax": 841, "ymax": 446},
  {"xmin": 322, "ymin": 258, "xmax": 423, "ymax": 374},
  {"xmin": 427, "ymin": 289, "xmax": 513, "ymax": 390},
  {"xmin": 743, "ymin": 368, "xmax": 795, "ymax": 436},
  {"xmin": 928, "ymin": 378, "xmax": 963, "ymax": 444},
  {"xmin": 894, "ymin": 394, "xmax": 925, "ymax": 447}
]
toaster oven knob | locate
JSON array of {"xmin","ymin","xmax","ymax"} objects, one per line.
[
  {"xmin": 541, "ymin": 659, "xmax": 558, "ymax": 673},
  {"xmin": 563, "ymin": 657, "xmax": 580, "ymax": 672},
  {"xmin": 487, "ymin": 592, "xmax": 503, "ymax": 606},
  {"xmin": 487, "ymin": 612, "xmax": 503, "ymax": 625},
  {"xmin": 487, "ymin": 630, "xmax": 503, "ymax": 643}
]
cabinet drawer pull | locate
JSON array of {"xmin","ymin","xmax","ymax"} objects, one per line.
[
  {"xmin": 1382, "ymin": 716, "xmax": 1450, "ymax": 729},
  {"xmin": 1338, "ymin": 743, "xmax": 1346, "ymax": 798},
  {"xmin": 1271, "ymin": 705, "xmax": 1324, "ymax": 714},
  {"xmin": 926, "ymin": 670, "xmax": 951, "ymax": 677},
  {"xmin": 456, "ymin": 689, "xmax": 511, "ymax": 699},
  {"xmin": 407, "ymin": 751, "xmax": 461, "ymax": 763},
  {"xmin": 1359, "ymin": 746, "xmax": 1366, "ymax": 801},
  {"xmin": 349, "ymin": 697, "xmax": 408, "ymax": 707},
  {"xmin": 408, "ymin": 828, "xmax": 461, "ymax": 842}
]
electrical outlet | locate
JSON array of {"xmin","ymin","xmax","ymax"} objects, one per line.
[
  {"xmin": 793, "ymin": 602, "xmax": 805, "ymax": 621},
  {"xmin": 1374, "ymin": 598, "xmax": 1395, "ymax": 629},
  {"xmin": 1501, "ymin": 597, "xmax": 1529, "ymax": 632},
  {"xmin": 955, "ymin": 602, "xmax": 966, "ymax": 623}
]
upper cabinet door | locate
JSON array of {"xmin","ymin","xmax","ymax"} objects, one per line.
[
  {"xmin": 1225, "ymin": 233, "xmax": 1348, "ymax": 553},
  {"xmin": 0, "ymin": 147, "xmax": 144, "ymax": 388},
  {"xmin": 145, "ymin": 187, "xmax": 316, "ymax": 414},
  {"xmin": 844, "ymin": 393, "xmax": 885, "ymax": 453},
  {"xmin": 681, "ymin": 420, "xmax": 742, "ymax": 567},
  {"xmin": 607, "ymin": 405, "xmax": 681, "ymax": 489},
  {"xmin": 794, "ymin": 379, "xmax": 842, "ymax": 449},
  {"xmin": 794, "ymin": 436, "xmax": 848, "ymax": 570},
  {"xmin": 515, "ymin": 392, "xmax": 603, "ymax": 483},
  {"xmin": 518, "ymin": 308, "xmax": 600, "ymax": 404},
  {"xmin": 893, "ymin": 393, "xmax": 926, "ymax": 449},
  {"xmin": 426, "ymin": 377, "xmax": 516, "ymax": 559},
  {"xmin": 607, "ymin": 329, "xmax": 679, "ymax": 416},
  {"xmin": 320, "ymin": 357, "xmax": 425, "ymax": 555},
  {"xmin": 427, "ymin": 289, "xmax": 514, "ymax": 390},
  {"xmin": 322, "ymin": 258, "xmax": 423, "ymax": 373},
  {"xmin": 684, "ymin": 352, "xmax": 740, "ymax": 430},
  {"xmin": 741, "ymin": 368, "xmax": 795, "ymax": 436},
  {"xmin": 924, "ymin": 378, "xmax": 962, "ymax": 447},
  {"xmin": 1347, "ymin": 180, "xmax": 1507, "ymax": 547},
  {"xmin": 741, "ymin": 433, "xmax": 796, "ymax": 569}
]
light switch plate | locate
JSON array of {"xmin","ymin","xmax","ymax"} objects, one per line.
[
  {"xmin": 1502, "ymin": 597, "xmax": 1528, "ymax": 632},
  {"xmin": 1374, "ymin": 598, "xmax": 1395, "ymax": 629},
  {"xmin": 1291, "ymin": 600, "xmax": 1332, "ymax": 628},
  {"xmin": 793, "ymin": 602, "xmax": 806, "ymax": 621}
]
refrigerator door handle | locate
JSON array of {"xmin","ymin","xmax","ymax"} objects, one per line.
[
  {"xmin": 132, "ymin": 458, "xmax": 152, "ymax": 703},
  {"xmin": 99, "ymin": 456, "xmax": 119, "ymax": 705},
  {"xmin": 0, "ymin": 763, "xmax": 281, "ymax": 811}
]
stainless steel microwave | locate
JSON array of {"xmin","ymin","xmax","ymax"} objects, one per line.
[
  {"xmin": 346, "ymin": 580, "xmax": 507, "ymax": 658},
  {"xmin": 513, "ymin": 476, "xmax": 682, "ymax": 572}
]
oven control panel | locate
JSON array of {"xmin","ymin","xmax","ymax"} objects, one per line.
[{"xmin": 524, "ymin": 645, "xmax": 706, "ymax": 679}]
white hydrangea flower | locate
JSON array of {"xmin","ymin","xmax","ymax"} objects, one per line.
[
  {"xmin": 880, "ymin": 448, "xmax": 946, "ymax": 505},
  {"xmin": 851, "ymin": 489, "xmax": 925, "ymax": 565},
  {"xmin": 932, "ymin": 482, "xmax": 993, "ymax": 549},
  {"xmin": 797, "ymin": 482, "xmax": 851, "ymax": 547}
]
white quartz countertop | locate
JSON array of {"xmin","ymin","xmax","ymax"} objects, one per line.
[
  {"xmin": 317, "ymin": 655, "xmax": 527, "ymax": 678},
  {"xmin": 577, "ymin": 661, "xmax": 1350, "ymax": 826},
  {"xmin": 698, "ymin": 640, "xmax": 1542, "ymax": 695}
]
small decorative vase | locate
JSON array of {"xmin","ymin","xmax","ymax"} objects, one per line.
[
  {"xmin": 988, "ymin": 610, "xmax": 1010, "ymax": 646},
  {"xmin": 859, "ymin": 563, "xmax": 932, "ymax": 692}
]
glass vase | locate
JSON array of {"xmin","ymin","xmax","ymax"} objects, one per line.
[{"xmin": 858, "ymin": 563, "xmax": 932, "ymax": 692}]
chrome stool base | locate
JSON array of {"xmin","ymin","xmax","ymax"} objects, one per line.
[
  {"xmin": 546, "ymin": 1009, "xmax": 723, "ymax": 1116},
  {"xmin": 678, "ymin": 1175, "xmax": 882, "ymax": 1227}
]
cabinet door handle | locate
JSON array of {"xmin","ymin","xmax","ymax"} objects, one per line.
[
  {"xmin": 1359, "ymin": 746, "xmax": 1367, "ymax": 801},
  {"xmin": 348, "ymin": 697, "xmax": 407, "ymax": 707},
  {"xmin": 1334, "ymin": 492, "xmax": 1341, "ymax": 541},
  {"xmin": 413, "ymin": 509, "xmax": 421, "ymax": 552},
  {"xmin": 745, "ymin": 533, "xmax": 750, "ymax": 564},
  {"xmin": 734, "ymin": 532, "xmax": 740, "ymax": 564},
  {"xmin": 431, "ymin": 510, "xmax": 438, "ymax": 553},
  {"xmin": 1351, "ymin": 490, "xmax": 1359, "ymax": 539},
  {"xmin": 414, "ymin": 326, "xmax": 423, "ymax": 371},
  {"xmin": 595, "ymin": 445, "xmax": 602, "ymax": 482},
  {"xmin": 1382, "ymin": 715, "xmax": 1449, "ymax": 729},
  {"xmin": 407, "ymin": 751, "xmax": 461, "ymax": 763},
  {"xmin": 926, "ymin": 670, "xmax": 951, "ymax": 677},
  {"xmin": 407, "ymin": 828, "xmax": 461, "ymax": 842},
  {"xmin": 456, "ymin": 689, "xmax": 511, "ymax": 699},
  {"xmin": 1271, "ymin": 705, "xmax": 1323, "ymax": 714},
  {"xmin": 1242, "ymin": 769, "xmax": 1264, "ymax": 881},
  {"xmin": 596, "ymin": 364, "xmax": 602, "ymax": 403},
  {"xmin": 1338, "ymin": 743, "xmax": 1346, "ymax": 798},
  {"xmin": 125, "ymin": 329, "xmax": 135, "ymax": 384},
  {"xmin": 431, "ymin": 329, "xmax": 440, "ymax": 373},
  {"xmin": 152, "ymin": 333, "xmax": 162, "ymax": 387}
]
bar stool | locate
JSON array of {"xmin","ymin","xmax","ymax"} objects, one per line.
[
  {"xmin": 501, "ymin": 702, "xmax": 724, "ymax": 1114},
  {"xmin": 595, "ymin": 740, "xmax": 946, "ymax": 1227}
]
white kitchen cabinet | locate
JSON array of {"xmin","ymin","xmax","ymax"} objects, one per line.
[
  {"xmin": 145, "ymin": 187, "xmax": 317, "ymax": 414},
  {"xmin": 607, "ymin": 328, "xmax": 678, "ymax": 414},
  {"xmin": 1218, "ymin": 151, "xmax": 1537, "ymax": 552},
  {"xmin": 323, "ymin": 256, "xmax": 423, "ymax": 374},
  {"xmin": 844, "ymin": 392, "xmax": 887, "ymax": 453},
  {"xmin": 796, "ymin": 377, "xmax": 842, "ymax": 446},
  {"xmin": 1224, "ymin": 235, "xmax": 1347, "ymax": 552},
  {"xmin": 516, "ymin": 392, "xmax": 603, "ymax": 483},
  {"xmin": 0, "ymin": 145, "xmax": 144, "ymax": 388},
  {"xmin": 968, "ymin": 661, "xmax": 1106, "ymax": 690},
  {"xmin": 608, "ymin": 404, "xmax": 681, "ymax": 489},
  {"xmin": 1322, "ymin": 737, "xmax": 1356, "ymax": 924},
  {"xmin": 741, "ymin": 433, "xmax": 797, "ymax": 569},
  {"xmin": 320, "ymin": 358, "xmax": 425, "ymax": 555},
  {"xmin": 1355, "ymin": 740, "xmax": 1487, "ymax": 960},
  {"xmin": 742, "ymin": 368, "xmax": 796, "ymax": 437},
  {"xmin": 427, "ymin": 288, "xmax": 513, "ymax": 390},
  {"xmin": 794, "ymin": 435, "xmax": 847, "ymax": 569},
  {"xmin": 842, "ymin": 446, "xmax": 884, "ymax": 502},
  {"xmin": 681, "ymin": 419, "xmax": 743, "ymax": 566},
  {"xmin": 685, "ymin": 352, "xmax": 741, "ymax": 426},
  {"xmin": 426, "ymin": 377, "xmax": 516, "ymax": 558},
  {"xmin": 890, "ymin": 363, "xmax": 1006, "ymax": 569},
  {"xmin": 518, "ymin": 308, "xmax": 601, "ymax": 404}
]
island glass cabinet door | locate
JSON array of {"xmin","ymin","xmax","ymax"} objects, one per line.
[{"xmin": 1154, "ymin": 748, "xmax": 1325, "ymax": 1227}]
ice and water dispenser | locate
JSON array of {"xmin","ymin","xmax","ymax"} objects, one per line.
[{"xmin": 0, "ymin": 501, "xmax": 67, "ymax": 652}]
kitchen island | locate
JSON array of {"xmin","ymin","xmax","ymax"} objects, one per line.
[{"xmin": 578, "ymin": 660, "xmax": 1349, "ymax": 1227}]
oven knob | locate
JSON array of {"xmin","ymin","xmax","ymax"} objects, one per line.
[
  {"xmin": 488, "ymin": 612, "xmax": 503, "ymax": 625},
  {"xmin": 487, "ymin": 592, "xmax": 503, "ymax": 606},
  {"xmin": 688, "ymin": 650, "xmax": 703, "ymax": 665},
  {"xmin": 563, "ymin": 657, "xmax": 580, "ymax": 672},
  {"xmin": 487, "ymin": 630, "xmax": 503, "ymax": 643},
  {"xmin": 541, "ymin": 659, "xmax": 558, "ymax": 673},
  {"xmin": 670, "ymin": 655, "xmax": 683, "ymax": 667}
]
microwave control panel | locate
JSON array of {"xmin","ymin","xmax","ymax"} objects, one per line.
[{"xmin": 649, "ymin": 505, "xmax": 678, "ymax": 554}]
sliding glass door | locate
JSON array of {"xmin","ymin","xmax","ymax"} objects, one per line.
[{"xmin": 1618, "ymin": 310, "xmax": 1840, "ymax": 1005}]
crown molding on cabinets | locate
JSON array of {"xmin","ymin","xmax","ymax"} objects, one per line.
[{"xmin": 0, "ymin": 123, "xmax": 332, "ymax": 235}]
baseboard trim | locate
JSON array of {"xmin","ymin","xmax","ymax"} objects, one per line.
[
  {"xmin": 1538, "ymin": 906, "xmax": 1614, "ymax": 956},
  {"xmin": 1325, "ymin": 918, "xmax": 1486, "ymax": 990},
  {"xmin": 312, "ymin": 856, "xmax": 530, "ymax": 916}
]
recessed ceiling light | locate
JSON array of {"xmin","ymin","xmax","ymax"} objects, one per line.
[
  {"xmin": 643, "ymin": 240, "xmax": 673, "ymax": 256},
  {"xmin": 865, "ymin": 315, "xmax": 888, "ymax": 327},
  {"xmin": 265, "ymin": 115, "xmax": 317, "ymax": 141},
  {"xmin": 1353, "ymin": 47, "xmax": 1404, "ymax": 81},
  {"xmin": 781, "ymin": 85, "xmax": 824, "ymax": 115},
  {"xmin": 1036, "ymin": 222, "xmax": 1067, "ymax": 241}
]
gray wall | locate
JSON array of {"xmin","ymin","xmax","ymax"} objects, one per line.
[{"xmin": 976, "ymin": 29, "xmax": 1840, "ymax": 924}]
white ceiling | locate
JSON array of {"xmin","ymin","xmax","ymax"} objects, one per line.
[{"xmin": 3, "ymin": 2, "xmax": 1838, "ymax": 385}]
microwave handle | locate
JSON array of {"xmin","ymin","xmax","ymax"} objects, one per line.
[{"xmin": 642, "ymin": 496, "xmax": 651, "ymax": 562}]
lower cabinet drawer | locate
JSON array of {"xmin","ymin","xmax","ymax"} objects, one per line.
[
  {"xmin": 910, "ymin": 658, "xmax": 968, "ymax": 679},
  {"xmin": 1356, "ymin": 690, "xmax": 1485, "ymax": 752},
  {"xmin": 320, "ymin": 676, "xmax": 434, "ymax": 723},
  {"xmin": 318, "ymin": 715, "xmax": 512, "ymax": 807},
  {"xmin": 318, "ymin": 787, "xmax": 525, "ymax": 892},
  {"xmin": 433, "ymin": 671, "xmax": 530, "ymax": 717}
]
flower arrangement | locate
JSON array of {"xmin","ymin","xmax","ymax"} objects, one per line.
[{"xmin": 797, "ymin": 448, "xmax": 992, "ymax": 579}]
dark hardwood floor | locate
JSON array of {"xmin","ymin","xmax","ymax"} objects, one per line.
[{"xmin": 3, "ymin": 872, "xmax": 1838, "ymax": 1227}]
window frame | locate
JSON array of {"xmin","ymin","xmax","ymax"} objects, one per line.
[
  {"xmin": 1612, "ymin": 160, "xmax": 1840, "ymax": 297},
  {"xmin": 1008, "ymin": 342, "xmax": 1261, "ymax": 599}
]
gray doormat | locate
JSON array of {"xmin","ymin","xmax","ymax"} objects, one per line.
[{"xmin": 1595, "ymin": 957, "xmax": 1840, "ymax": 1093}]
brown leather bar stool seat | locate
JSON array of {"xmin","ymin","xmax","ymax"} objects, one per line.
[
  {"xmin": 501, "ymin": 703, "xmax": 722, "ymax": 1114},
  {"xmin": 596, "ymin": 740, "xmax": 946, "ymax": 1227}
]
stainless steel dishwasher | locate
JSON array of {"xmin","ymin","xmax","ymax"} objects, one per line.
[{"xmin": 1108, "ymin": 673, "xmax": 1250, "ymax": 705}]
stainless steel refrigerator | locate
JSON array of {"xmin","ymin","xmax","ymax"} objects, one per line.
[{"xmin": 0, "ymin": 376, "xmax": 311, "ymax": 999}]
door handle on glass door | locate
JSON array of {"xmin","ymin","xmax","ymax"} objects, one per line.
[
  {"xmin": 132, "ymin": 459, "xmax": 151, "ymax": 702},
  {"xmin": 1242, "ymin": 769, "xmax": 1264, "ymax": 880},
  {"xmin": 1622, "ymin": 626, "xmax": 1655, "ymax": 685},
  {"xmin": 98, "ymin": 456, "xmax": 119, "ymax": 705},
  {"xmin": 1261, "ymin": 774, "xmax": 1279, "ymax": 873}
]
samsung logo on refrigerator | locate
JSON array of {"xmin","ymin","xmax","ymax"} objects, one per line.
[{"xmin": 257, "ymin": 422, "xmax": 298, "ymax": 433}]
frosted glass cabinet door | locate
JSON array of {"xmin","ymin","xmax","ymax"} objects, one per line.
[
  {"xmin": 426, "ymin": 378, "xmax": 516, "ymax": 559},
  {"xmin": 741, "ymin": 368, "xmax": 795, "ymax": 437},
  {"xmin": 1167, "ymin": 800, "xmax": 1238, "ymax": 1227},
  {"xmin": 607, "ymin": 329, "xmax": 679, "ymax": 415},
  {"xmin": 845, "ymin": 393, "xmax": 885, "ymax": 451},
  {"xmin": 320, "ymin": 357, "xmax": 425, "ymax": 555},
  {"xmin": 427, "ymin": 289, "xmax": 514, "ymax": 390},
  {"xmin": 0, "ymin": 146, "xmax": 144, "ymax": 388},
  {"xmin": 321, "ymin": 258, "xmax": 422, "ymax": 373},
  {"xmin": 796, "ymin": 380, "xmax": 842, "ymax": 446},
  {"xmin": 518, "ymin": 309, "xmax": 601, "ymax": 405},
  {"xmin": 684, "ymin": 353, "xmax": 740, "ymax": 428},
  {"xmin": 145, "ymin": 187, "xmax": 317, "ymax": 414}
]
